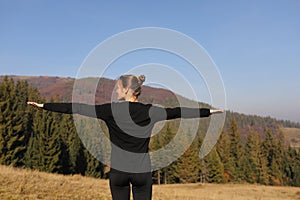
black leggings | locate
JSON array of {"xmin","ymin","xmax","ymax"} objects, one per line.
[{"xmin": 109, "ymin": 170, "xmax": 152, "ymax": 200}]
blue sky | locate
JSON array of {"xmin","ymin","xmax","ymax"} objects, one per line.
[{"xmin": 1, "ymin": 0, "xmax": 299, "ymax": 122}]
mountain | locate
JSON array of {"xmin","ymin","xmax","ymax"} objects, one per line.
[{"xmin": 0, "ymin": 75, "xmax": 185, "ymax": 105}]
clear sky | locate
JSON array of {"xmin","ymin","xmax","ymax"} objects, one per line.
[{"xmin": 1, "ymin": 0, "xmax": 299, "ymax": 122}]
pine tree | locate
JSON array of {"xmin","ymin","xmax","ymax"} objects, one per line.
[
  {"xmin": 24, "ymin": 86, "xmax": 44, "ymax": 169},
  {"xmin": 275, "ymin": 130, "xmax": 285, "ymax": 184},
  {"xmin": 0, "ymin": 78, "xmax": 31, "ymax": 166},
  {"xmin": 205, "ymin": 148, "xmax": 225, "ymax": 183},
  {"xmin": 150, "ymin": 121, "xmax": 176, "ymax": 184},
  {"xmin": 9, "ymin": 81, "xmax": 31, "ymax": 166},
  {"xmin": 85, "ymin": 148, "xmax": 103, "ymax": 178},
  {"xmin": 167, "ymin": 123, "xmax": 196, "ymax": 184},
  {"xmin": 69, "ymin": 130, "xmax": 87, "ymax": 175},
  {"xmin": 24, "ymin": 132, "xmax": 38, "ymax": 168},
  {"xmin": 261, "ymin": 129, "xmax": 276, "ymax": 184},
  {"xmin": 161, "ymin": 122, "xmax": 178, "ymax": 184},
  {"xmin": 58, "ymin": 114, "xmax": 76, "ymax": 174},
  {"xmin": 31, "ymin": 108, "xmax": 63, "ymax": 173},
  {"xmin": 175, "ymin": 140, "xmax": 200, "ymax": 183},
  {"xmin": 0, "ymin": 77, "xmax": 14, "ymax": 164},
  {"xmin": 261, "ymin": 129, "xmax": 284, "ymax": 185},
  {"xmin": 44, "ymin": 111, "xmax": 63, "ymax": 172},
  {"xmin": 228, "ymin": 118, "xmax": 244, "ymax": 181},
  {"xmin": 284, "ymin": 146, "xmax": 300, "ymax": 186},
  {"xmin": 150, "ymin": 123, "xmax": 164, "ymax": 184},
  {"xmin": 244, "ymin": 129, "xmax": 261, "ymax": 183},
  {"xmin": 293, "ymin": 149, "xmax": 300, "ymax": 186},
  {"xmin": 258, "ymin": 138, "xmax": 269, "ymax": 185},
  {"xmin": 216, "ymin": 131, "xmax": 233, "ymax": 182},
  {"xmin": 78, "ymin": 118, "xmax": 106, "ymax": 178},
  {"xmin": 25, "ymin": 109, "xmax": 43, "ymax": 170}
]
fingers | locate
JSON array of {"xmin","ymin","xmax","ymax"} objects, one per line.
[{"xmin": 27, "ymin": 101, "xmax": 36, "ymax": 106}]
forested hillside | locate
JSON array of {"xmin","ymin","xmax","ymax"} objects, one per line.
[{"xmin": 0, "ymin": 75, "xmax": 300, "ymax": 186}]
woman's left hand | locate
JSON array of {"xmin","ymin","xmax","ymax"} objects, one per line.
[{"xmin": 27, "ymin": 101, "xmax": 44, "ymax": 108}]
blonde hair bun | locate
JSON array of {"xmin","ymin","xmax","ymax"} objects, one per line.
[{"xmin": 138, "ymin": 75, "xmax": 146, "ymax": 85}]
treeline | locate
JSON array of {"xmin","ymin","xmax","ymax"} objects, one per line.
[
  {"xmin": 0, "ymin": 76, "xmax": 300, "ymax": 187},
  {"xmin": 0, "ymin": 77, "xmax": 105, "ymax": 177},
  {"xmin": 151, "ymin": 119, "xmax": 300, "ymax": 186}
]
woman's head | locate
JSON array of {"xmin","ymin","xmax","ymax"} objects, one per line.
[{"xmin": 115, "ymin": 74, "xmax": 146, "ymax": 102}]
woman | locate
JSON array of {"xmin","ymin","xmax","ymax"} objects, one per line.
[{"xmin": 28, "ymin": 74, "xmax": 223, "ymax": 200}]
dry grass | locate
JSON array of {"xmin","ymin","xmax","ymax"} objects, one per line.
[
  {"xmin": 0, "ymin": 165, "xmax": 299, "ymax": 200},
  {"xmin": 0, "ymin": 165, "xmax": 111, "ymax": 200},
  {"xmin": 153, "ymin": 183, "xmax": 300, "ymax": 200}
]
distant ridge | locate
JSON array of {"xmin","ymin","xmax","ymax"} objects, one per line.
[
  {"xmin": 0, "ymin": 76, "xmax": 192, "ymax": 104},
  {"xmin": 0, "ymin": 75, "xmax": 192, "ymax": 106}
]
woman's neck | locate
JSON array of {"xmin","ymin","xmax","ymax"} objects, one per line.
[
  {"xmin": 129, "ymin": 96, "xmax": 138, "ymax": 102},
  {"xmin": 123, "ymin": 96, "xmax": 138, "ymax": 102}
]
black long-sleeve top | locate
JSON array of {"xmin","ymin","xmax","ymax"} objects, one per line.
[{"xmin": 43, "ymin": 101, "xmax": 210, "ymax": 172}]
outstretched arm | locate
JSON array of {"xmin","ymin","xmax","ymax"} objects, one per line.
[
  {"xmin": 151, "ymin": 106, "xmax": 224, "ymax": 121},
  {"xmin": 165, "ymin": 107, "xmax": 211, "ymax": 119},
  {"xmin": 27, "ymin": 101, "xmax": 111, "ymax": 119},
  {"xmin": 27, "ymin": 102, "xmax": 74, "ymax": 114},
  {"xmin": 167, "ymin": 107, "xmax": 224, "ymax": 119}
]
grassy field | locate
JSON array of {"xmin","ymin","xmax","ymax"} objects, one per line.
[
  {"xmin": 0, "ymin": 165, "xmax": 299, "ymax": 200},
  {"xmin": 281, "ymin": 127, "xmax": 300, "ymax": 149}
]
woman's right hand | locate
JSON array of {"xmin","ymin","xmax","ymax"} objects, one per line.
[
  {"xmin": 210, "ymin": 109, "xmax": 224, "ymax": 115},
  {"xmin": 27, "ymin": 101, "xmax": 44, "ymax": 108}
]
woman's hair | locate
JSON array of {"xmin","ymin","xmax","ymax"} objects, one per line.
[{"xmin": 118, "ymin": 74, "xmax": 145, "ymax": 98}]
